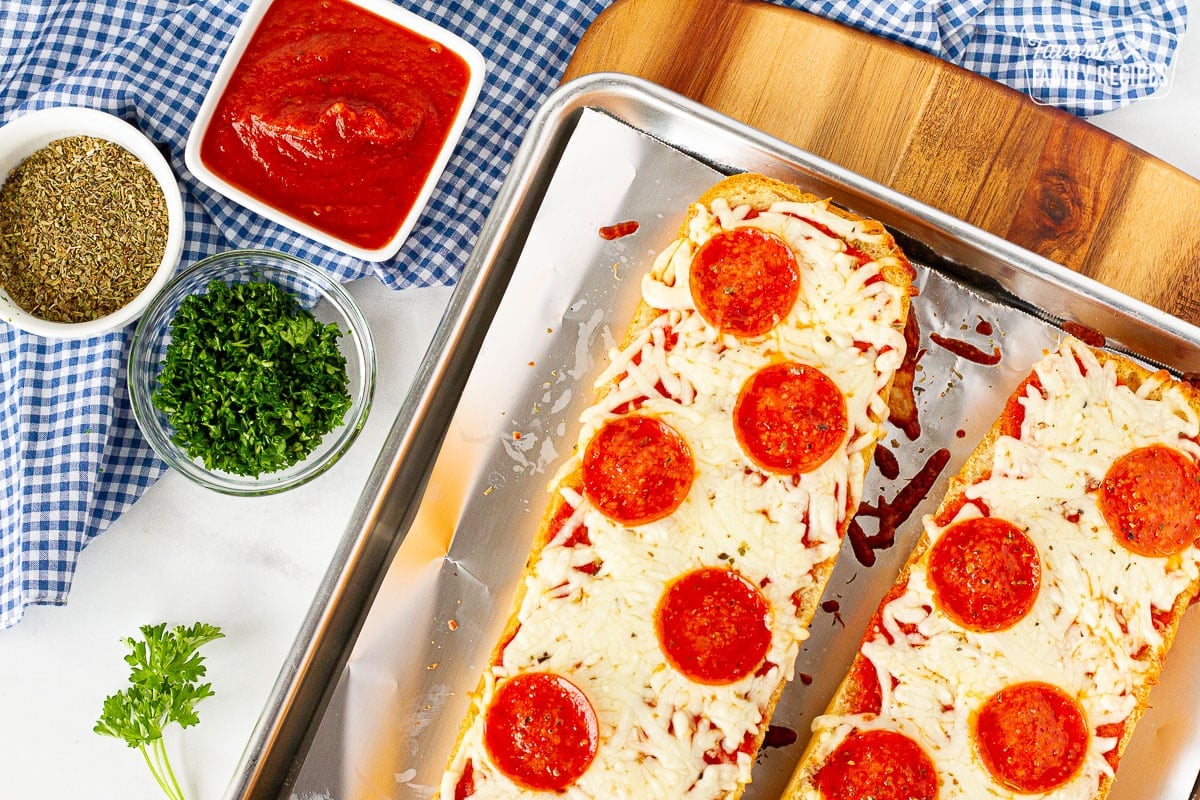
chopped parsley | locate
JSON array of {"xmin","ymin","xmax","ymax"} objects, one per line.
[{"xmin": 151, "ymin": 279, "xmax": 352, "ymax": 477}]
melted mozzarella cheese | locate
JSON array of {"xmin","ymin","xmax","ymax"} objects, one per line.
[
  {"xmin": 797, "ymin": 339, "xmax": 1200, "ymax": 800},
  {"xmin": 442, "ymin": 197, "xmax": 908, "ymax": 800}
]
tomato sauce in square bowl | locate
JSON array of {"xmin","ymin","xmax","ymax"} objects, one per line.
[{"xmin": 186, "ymin": 0, "xmax": 484, "ymax": 261}]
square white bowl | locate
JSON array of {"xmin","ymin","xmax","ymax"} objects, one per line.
[{"xmin": 184, "ymin": 0, "xmax": 485, "ymax": 262}]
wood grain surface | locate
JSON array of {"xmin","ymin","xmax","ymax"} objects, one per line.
[{"xmin": 563, "ymin": 0, "xmax": 1200, "ymax": 326}]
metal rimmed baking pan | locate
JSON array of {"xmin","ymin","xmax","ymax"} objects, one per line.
[{"xmin": 224, "ymin": 72, "xmax": 1200, "ymax": 800}]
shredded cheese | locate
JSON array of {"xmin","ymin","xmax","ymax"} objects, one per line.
[
  {"xmin": 796, "ymin": 339, "xmax": 1200, "ymax": 800},
  {"xmin": 442, "ymin": 197, "xmax": 908, "ymax": 799}
]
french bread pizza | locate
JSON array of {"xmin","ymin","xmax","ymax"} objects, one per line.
[
  {"xmin": 436, "ymin": 173, "xmax": 915, "ymax": 799},
  {"xmin": 784, "ymin": 338, "xmax": 1200, "ymax": 800}
]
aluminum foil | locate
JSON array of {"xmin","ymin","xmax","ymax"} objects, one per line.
[{"xmin": 284, "ymin": 108, "xmax": 1200, "ymax": 800}]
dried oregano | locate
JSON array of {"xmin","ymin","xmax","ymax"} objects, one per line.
[{"xmin": 0, "ymin": 135, "xmax": 168, "ymax": 323}]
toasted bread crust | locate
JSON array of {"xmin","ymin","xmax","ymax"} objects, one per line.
[
  {"xmin": 783, "ymin": 342, "xmax": 1200, "ymax": 800},
  {"xmin": 437, "ymin": 173, "xmax": 914, "ymax": 799},
  {"xmin": 700, "ymin": 175, "xmax": 917, "ymax": 759}
]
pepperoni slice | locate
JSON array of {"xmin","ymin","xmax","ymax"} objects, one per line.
[
  {"xmin": 1099, "ymin": 444, "xmax": 1200, "ymax": 557},
  {"xmin": 582, "ymin": 414, "xmax": 694, "ymax": 526},
  {"xmin": 815, "ymin": 729, "xmax": 938, "ymax": 800},
  {"xmin": 975, "ymin": 682, "xmax": 1088, "ymax": 793},
  {"xmin": 689, "ymin": 227, "xmax": 800, "ymax": 337},
  {"xmin": 655, "ymin": 567, "xmax": 771, "ymax": 685},
  {"xmin": 928, "ymin": 517, "xmax": 1040, "ymax": 632},
  {"xmin": 482, "ymin": 672, "xmax": 599, "ymax": 791},
  {"xmin": 734, "ymin": 361, "xmax": 847, "ymax": 474}
]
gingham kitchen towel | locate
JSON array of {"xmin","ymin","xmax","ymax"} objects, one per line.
[
  {"xmin": 798, "ymin": 0, "xmax": 1187, "ymax": 115},
  {"xmin": 0, "ymin": 0, "xmax": 1186, "ymax": 628}
]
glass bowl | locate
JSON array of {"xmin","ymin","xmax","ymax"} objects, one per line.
[{"xmin": 128, "ymin": 250, "xmax": 375, "ymax": 495}]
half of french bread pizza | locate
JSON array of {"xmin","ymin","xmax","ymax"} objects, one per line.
[
  {"xmin": 437, "ymin": 173, "xmax": 915, "ymax": 799},
  {"xmin": 784, "ymin": 337, "xmax": 1200, "ymax": 800}
]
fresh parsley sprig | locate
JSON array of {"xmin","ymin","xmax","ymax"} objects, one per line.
[{"xmin": 95, "ymin": 622, "xmax": 225, "ymax": 800}]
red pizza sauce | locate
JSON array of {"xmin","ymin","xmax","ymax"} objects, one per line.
[
  {"xmin": 929, "ymin": 332, "xmax": 1002, "ymax": 365},
  {"xmin": 482, "ymin": 672, "xmax": 599, "ymax": 791},
  {"xmin": 655, "ymin": 567, "xmax": 771, "ymax": 685},
  {"xmin": 974, "ymin": 682, "xmax": 1088, "ymax": 793},
  {"xmin": 788, "ymin": 215, "xmax": 873, "ymax": 267},
  {"xmin": 997, "ymin": 373, "xmax": 1044, "ymax": 440},
  {"xmin": 888, "ymin": 312, "xmax": 924, "ymax": 441},
  {"xmin": 1099, "ymin": 444, "xmax": 1200, "ymax": 557},
  {"xmin": 1062, "ymin": 321, "xmax": 1106, "ymax": 348},
  {"xmin": 850, "ymin": 447, "xmax": 953, "ymax": 567},
  {"xmin": 599, "ymin": 219, "xmax": 639, "ymax": 240},
  {"xmin": 689, "ymin": 227, "xmax": 800, "ymax": 337},
  {"xmin": 199, "ymin": 0, "xmax": 471, "ymax": 249},
  {"xmin": 548, "ymin": 498, "xmax": 589, "ymax": 548},
  {"xmin": 734, "ymin": 361, "xmax": 848, "ymax": 474},
  {"xmin": 582, "ymin": 414, "xmax": 695, "ymax": 526},
  {"xmin": 928, "ymin": 517, "xmax": 1041, "ymax": 632},
  {"xmin": 843, "ymin": 653, "xmax": 883, "ymax": 715},
  {"xmin": 453, "ymin": 760, "xmax": 474, "ymax": 800},
  {"xmin": 815, "ymin": 729, "xmax": 938, "ymax": 800},
  {"xmin": 873, "ymin": 444, "xmax": 901, "ymax": 480}
]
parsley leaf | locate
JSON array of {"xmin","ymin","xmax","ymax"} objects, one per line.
[
  {"xmin": 95, "ymin": 622, "xmax": 224, "ymax": 800},
  {"xmin": 151, "ymin": 280, "xmax": 352, "ymax": 477}
]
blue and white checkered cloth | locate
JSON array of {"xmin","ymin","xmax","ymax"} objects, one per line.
[
  {"xmin": 803, "ymin": 0, "xmax": 1187, "ymax": 114},
  {"xmin": 0, "ymin": 0, "xmax": 1186, "ymax": 628}
]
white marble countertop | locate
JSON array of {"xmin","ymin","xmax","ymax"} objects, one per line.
[{"xmin": 3, "ymin": 31, "xmax": 1200, "ymax": 800}]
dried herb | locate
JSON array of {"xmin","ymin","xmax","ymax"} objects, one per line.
[
  {"xmin": 151, "ymin": 280, "xmax": 351, "ymax": 476},
  {"xmin": 0, "ymin": 134, "xmax": 168, "ymax": 323}
]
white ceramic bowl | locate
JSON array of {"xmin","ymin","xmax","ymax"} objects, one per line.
[
  {"xmin": 0, "ymin": 107, "xmax": 185, "ymax": 339},
  {"xmin": 185, "ymin": 0, "xmax": 485, "ymax": 262}
]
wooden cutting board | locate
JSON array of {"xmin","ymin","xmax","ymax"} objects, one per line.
[{"xmin": 563, "ymin": 0, "xmax": 1200, "ymax": 327}]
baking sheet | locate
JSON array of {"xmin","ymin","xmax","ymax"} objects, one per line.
[{"xmin": 281, "ymin": 103, "xmax": 1200, "ymax": 800}]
